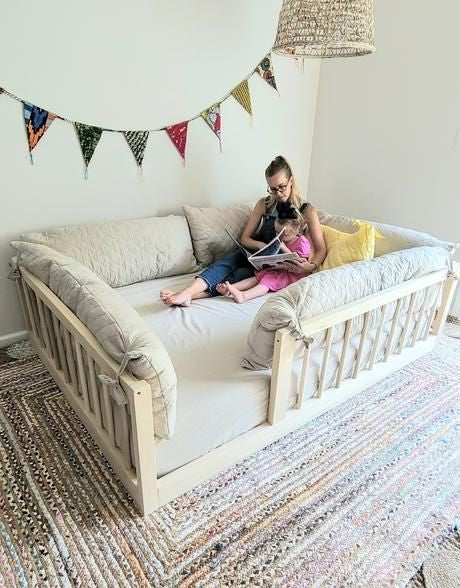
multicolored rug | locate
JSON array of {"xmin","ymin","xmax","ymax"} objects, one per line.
[{"xmin": 0, "ymin": 336, "xmax": 459, "ymax": 587}]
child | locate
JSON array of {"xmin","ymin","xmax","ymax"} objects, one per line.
[{"xmin": 216, "ymin": 207, "xmax": 311, "ymax": 303}]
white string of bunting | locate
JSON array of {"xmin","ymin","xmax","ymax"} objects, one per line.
[{"xmin": 0, "ymin": 52, "xmax": 278, "ymax": 177}]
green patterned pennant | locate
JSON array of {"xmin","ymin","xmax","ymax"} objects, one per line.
[
  {"xmin": 74, "ymin": 123, "xmax": 103, "ymax": 174},
  {"xmin": 124, "ymin": 131, "xmax": 149, "ymax": 168}
]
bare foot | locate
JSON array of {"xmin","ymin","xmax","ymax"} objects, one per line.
[
  {"xmin": 164, "ymin": 292, "xmax": 192, "ymax": 307},
  {"xmin": 160, "ymin": 290, "xmax": 176, "ymax": 303},
  {"xmin": 216, "ymin": 283, "xmax": 229, "ymax": 296},
  {"xmin": 224, "ymin": 282, "xmax": 245, "ymax": 304}
]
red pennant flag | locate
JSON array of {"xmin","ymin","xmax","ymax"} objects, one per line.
[{"xmin": 165, "ymin": 121, "xmax": 188, "ymax": 161}]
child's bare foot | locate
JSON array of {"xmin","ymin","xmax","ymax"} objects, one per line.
[
  {"xmin": 160, "ymin": 290, "xmax": 175, "ymax": 303},
  {"xmin": 163, "ymin": 292, "xmax": 192, "ymax": 307},
  {"xmin": 224, "ymin": 282, "xmax": 245, "ymax": 304},
  {"xmin": 216, "ymin": 283, "xmax": 229, "ymax": 296}
]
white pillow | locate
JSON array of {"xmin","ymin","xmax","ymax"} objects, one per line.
[
  {"xmin": 21, "ymin": 215, "xmax": 198, "ymax": 287},
  {"xmin": 183, "ymin": 202, "xmax": 255, "ymax": 266},
  {"xmin": 318, "ymin": 210, "xmax": 455, "ymax": 257}
]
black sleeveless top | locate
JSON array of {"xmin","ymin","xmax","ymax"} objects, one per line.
[{"xmin": 257, "ymin": 197, "xmax": 310, "ymax": 247}]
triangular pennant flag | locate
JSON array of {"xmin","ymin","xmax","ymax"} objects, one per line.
[
  {"xmin": 231, "ymin": 80, "xmax": 252, "ymax": 117},
  {"xmin": 165, "ymin": 121, "xmax": 188, "ymax": 161},
  {"xmin": 256, "ymin": 54, "xmax": 278, "ymax": 91},
  {"xmin": 23, "ymin": 102, "xmax": 56, "ymax": 153},
  {"xmin": 74, "ymin": 123, "xmax": 103, "ymax": 173},
  {"xmin": 0, "ymin": 88, "xmax": 4, "ymax": 95},
  {"xmin": 201, "ymin": 104, "xmax": 221, "ymax": 142},
  {"xmin": 124, "ymin": 131, "xmax": 149, "ymax": 168}
]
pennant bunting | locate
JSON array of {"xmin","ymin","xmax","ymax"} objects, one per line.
[
  {"xmin": 231, "ymin": 80, "xmax": 252, "ymax": 118},
  {"xmin": 256, "ymin": 54, "xmax": 278, "ymax": 91},
  {"xmin": 165, "ymin": 121, "xmax": 188, "ymax": 161},
  {"xmin": 74, "ymin": 123, "xmax": 103, "ymax": 174},
  {"xmin": 201, "ymin": 104, "xmax": 221, "ymax": 143},
  {"xmin": 0, "ymin": 88, "xmax": 4, "ymax": 95},
  {"xmin": 23, "ymin": 103, "xmax": 56, "ymax": 156},
  {"xmin": 124, "ymin": 131, "xmax": 149, "ymax": 168}
]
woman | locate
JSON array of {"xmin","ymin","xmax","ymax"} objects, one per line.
[{"xmin": 160, "ymin": 155, "xmax": 326, "ymax": 306}]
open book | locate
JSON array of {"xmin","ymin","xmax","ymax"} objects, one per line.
[{"xmin": 225, "ymin": 228, "xmax": 301, "ymax": 272}]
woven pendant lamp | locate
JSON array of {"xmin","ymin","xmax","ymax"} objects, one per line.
[{"xmin": 274, "ymin": 0, "xmax": 375, "ymax": 58}]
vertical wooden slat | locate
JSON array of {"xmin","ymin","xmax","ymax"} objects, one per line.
[
  {"xmin": 16, "ymin": 279, "xmax": 32, "ymax": 332},
  {"xmin": 353, "ymin": 311, "xmax": 371, "ymax": 378},
  {"xmin": 336, "ymin": 319, "xmax": 352, "ymax": 388},
  {"xmin": 52, "ymin": 315, "xmax": 70, "ymax": 382},
  {"xmin": 88, "ymin": 359, "xmax": 103, "ymax": 427},
  {"xmin": 75, "ymin": 343, "xmax": 91, "ymax": 410},
  {"xmin": 296, "ymin": 344, "xmax": 311, "ymax": 409},
  {"xmin": 410, "ymin": 288, "xmax": 430, "ymax": 346},
  {"xmin": 117, "ymin": 405, "xmax": 132, "ymax": 471},
  {"xmin": 384, "ymin": 298, "xmax": 403, "ymax": 361},
  {"xmin": 397, "ymin": 292, "xmax": 417, "ymax": 354},
  {"xmin": 421, "ymin": 282, "xmax": 443, "ymax": 340},
  {"xmin": 63, "ymin": 328, "xmax": 78, "ymax": 390},
  {"xmin": 22, "ymin": 281, "xmax": 39, "ymax": 339},
  {"xmin": 43, "ymin": 305, "xmax": 60, "ymax": 368},
  {"xmin": 317, "ymin": 327, "xmax": 333, "ymax": 398},
  {"xmin": 368, "ymin": 304, "xmax": 387, "ymax": 370},
  {"xmin": 36, "ymin": 296, "xmax": 52, "ymax": 353},
  {"xmin": 101, "ymin": 382, "xmax": 116, "ymax": 446},
  {"xmin": 268, "ymin": 329, "xmax": 296, "ymax": 424},
  {"xmin": 29, "ymin": 289, "xmax": 44, "ymax": 345},
  {"xmin": 431, "ymin": 276, "xmax": 458, "ymax": 335}
]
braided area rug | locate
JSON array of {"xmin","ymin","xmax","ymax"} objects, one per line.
[{"xmin": 0, "ymin": 337, "xmax": 459, "ymax": 587}]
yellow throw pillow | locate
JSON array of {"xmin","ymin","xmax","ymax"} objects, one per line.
[{"xmin": 321, "ymin": 221, "xmax": 383, "ymax": 270}]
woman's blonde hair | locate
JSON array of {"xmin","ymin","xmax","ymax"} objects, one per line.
[{"xmin": 265, "ymin": 155, "xmax": 303, "ymax": 210}]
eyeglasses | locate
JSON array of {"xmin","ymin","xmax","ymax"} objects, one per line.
[{"xmin": 267, "ymin": 182, "xmax": 290, "ymax": 195}]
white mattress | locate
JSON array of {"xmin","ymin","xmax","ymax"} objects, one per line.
[
  {"xmin": 117, "ymin": 273, "xmax": 429, "ymax": 477},
  {"xmin": 116, "ymin": 273, "xmax": 284, "ymax": 477}
]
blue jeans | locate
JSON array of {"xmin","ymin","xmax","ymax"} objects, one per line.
[{"xmin": 199, "ymin": 249, "xmax": 255, "ymax": 296}]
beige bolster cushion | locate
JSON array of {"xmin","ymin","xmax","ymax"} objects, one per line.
[
  {"xmin": 11, "ymin": 240, "xmax": 177, "ymax": 439},
  {"xmin": 21, "ymin": 215, "xmax": 198, "ymax": 287},
  {"xmin": 242, "ymin": 246, "xmax": 451, "ymax": 370}
]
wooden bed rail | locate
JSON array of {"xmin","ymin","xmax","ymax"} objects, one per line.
[
  {"xmin": 269, "ymin": 270, "xmax": 457, "ymax": 424},
  {"xmin": 14, "ymin": 265, "xmax": 456, "ymax": 515},
  {"xmin": 17, "ymin": 267, "xmax": 159, "ymax": 515}
]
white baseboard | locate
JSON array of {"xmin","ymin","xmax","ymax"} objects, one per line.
[{"xmin": 0, "ymin": 330, "xmax": 28, "ymax": 349}]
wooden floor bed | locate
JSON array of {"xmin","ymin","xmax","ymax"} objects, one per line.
[{"xmin": 16, "ymin": 265, "xmax": 457, "ymax": 515}]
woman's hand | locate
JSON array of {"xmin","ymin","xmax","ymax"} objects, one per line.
[{"xmin": 284, "ymin": 258, "xmax": 316, "ymax": 274}]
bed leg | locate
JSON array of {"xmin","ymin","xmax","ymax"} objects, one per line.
[
  {"xmin": 269, "ymin": 328, "xmax": 295, "ymax": 425},
  {"xmin": 431, "ymin": 276, "xmax": 458, "ymax": 335},
  {"xmin": 130, "ymin": 380, "xmax": 159, "ymax": 515}
]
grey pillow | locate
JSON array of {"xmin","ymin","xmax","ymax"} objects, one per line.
[
  {"xmin": 21, "ymin": 215, "xmax": 199, "ymax": 287},
  {"xmin": 183, "ymin": 202, "xmax": 256, "ymax": 266}
]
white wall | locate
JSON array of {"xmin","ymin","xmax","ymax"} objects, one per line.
[
  {"xmin": 0, "ymin": 0, "xmax": 320, "ymax": 343},
  {"xmin": 308, "ymin": 0, "xmax": 460, "ymax": 314}
]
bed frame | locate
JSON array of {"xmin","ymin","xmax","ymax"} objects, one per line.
[{"xmin": 16, "ymin": 266, "xmax": 457, "ymax": 515}]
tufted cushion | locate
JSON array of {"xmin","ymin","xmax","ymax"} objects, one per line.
[
  {"xmin": 21, "ymin": 215, "xmax": 198, "ymax": 287},
  {"xmin": 10, "ymin": 240, "xmax": 177, "ymax": 439},
  {"xmin": 183, "ymin": 202, "xmax": 255, "ymax": 266}
]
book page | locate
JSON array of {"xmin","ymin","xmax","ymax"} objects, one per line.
[{"xmin": 249, "ymin": 251, "xmax": 301, "ymax": 272}]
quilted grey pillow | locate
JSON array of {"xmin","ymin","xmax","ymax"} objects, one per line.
[
  {"xmin": 183, "ymin": 202, "xmax": 256, "ymax": 266},
  {"xmin": 21, "ymin": 215, "xmax": 198, "ymax": 287}
]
